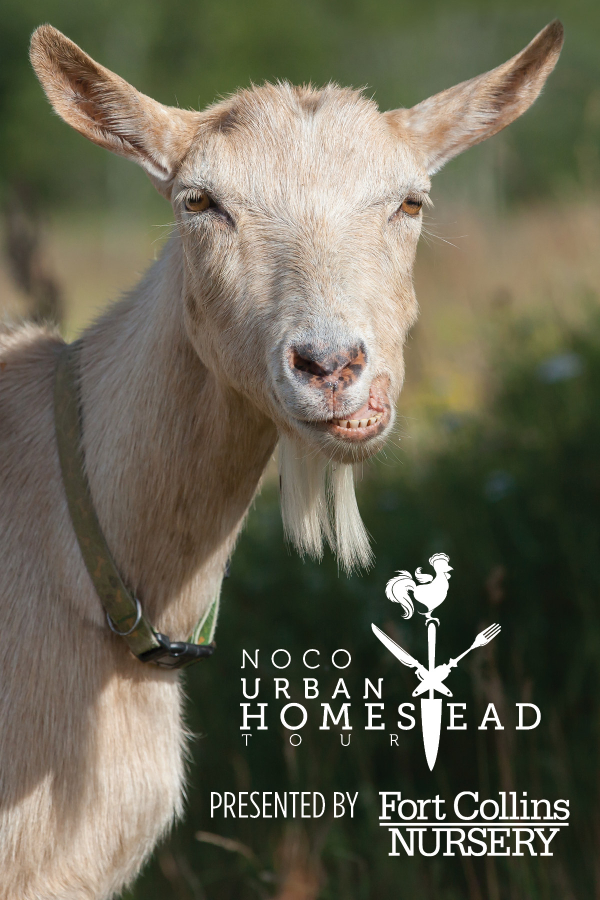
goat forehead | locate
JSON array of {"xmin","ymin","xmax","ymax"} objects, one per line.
[
  {"xmin": 181, "ymin": 83, "xmax": 424, "ymax": 202},
  {"xmin": 202, "ymin": 82, "xmax": 385, "ymax": 142}
]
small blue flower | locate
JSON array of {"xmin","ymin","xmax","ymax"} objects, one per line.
[{"xmin": 537, "ymin": 352, "xmax": 583, "ymax": 383}]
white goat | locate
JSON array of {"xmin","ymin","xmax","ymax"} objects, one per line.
[{"xmin": 0, "ymin": 22, "xmax": 562, "ymax": 899}]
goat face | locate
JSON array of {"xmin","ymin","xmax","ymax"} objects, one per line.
[
  {"xmin": 177, "ymin": 85, "xmax": 422, "ymax": 464},
  {"xmin": 31, "ymin": 23, "xmax": 564, "ymax": 468}
]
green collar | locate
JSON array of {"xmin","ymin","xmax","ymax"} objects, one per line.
[{"xmin": 54, "ymin": 341, "xmax": 219, "ymax": 668}]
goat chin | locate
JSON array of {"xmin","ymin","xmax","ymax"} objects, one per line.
[{"xmin": 278, "ymin": 435, "xmax": 373, "ymax": 574}]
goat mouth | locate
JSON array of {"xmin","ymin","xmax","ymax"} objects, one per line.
[
  {"xmin": 302, "ymin": 392, "xmax": 391, "ymax": 442},
  {"xmin": 325, "ymin": 398, "xmax": 389, "ymax": 440}
]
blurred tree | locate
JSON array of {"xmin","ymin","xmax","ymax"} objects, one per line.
[{"xmin": 0, "ymin": 0, "xmax": 598, "ymax": 217}]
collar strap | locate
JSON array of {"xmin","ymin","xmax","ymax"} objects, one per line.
[{"xmin": 54, "ymin": 341, "xmax": 218, "ymax": 668}]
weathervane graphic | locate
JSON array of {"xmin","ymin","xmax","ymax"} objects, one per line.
[{"xmin": 372, "ymin": 554, "xmax": 501, "ymax": 770}]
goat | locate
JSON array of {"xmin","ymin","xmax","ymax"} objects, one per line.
[{"xmin": 0, "ymin": 21, "xmax": 562, "ymax": 899}]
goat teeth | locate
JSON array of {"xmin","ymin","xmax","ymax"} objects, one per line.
[{"xmin": 332, "ymin": 416, "xmax": 382, "ymax": 429}]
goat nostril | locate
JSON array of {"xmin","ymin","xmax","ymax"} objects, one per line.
[
  {"xmin": 289, "ymin": 343, "xmax": 367, "ymax": 383},
  {"xmin": 291, "ymin": 349, "xmax": 333, "ymax": 377}
]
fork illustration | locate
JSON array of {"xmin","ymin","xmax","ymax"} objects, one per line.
[{"xmin": 448, "ymin": 623, "xmax": 501, "ymax": 669}]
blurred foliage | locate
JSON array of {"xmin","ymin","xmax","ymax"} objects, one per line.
[
  {"xmin": 127, "ymin": 308, "xmax": 600, "ymax": 898},
  {"xmin": 1, "ymin": 0, "xmax": 600, "ymax": 219}
]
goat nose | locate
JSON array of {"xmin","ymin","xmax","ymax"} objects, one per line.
[{"xmin": 289, "ymin": 342, "xmax": 367, "ymax": 388}]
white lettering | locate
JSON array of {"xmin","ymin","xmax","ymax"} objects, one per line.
[
  {"xmin": 397, "ymin": 703, "xmax": 416, "ymax": 730},
  {"xmin": 303, "ymin": 649, "xmax": 320, "ymax": 668},
  {"xmin": 271, "ymin": 649, "xmax": 291, "ymax": 669},
  {"xmin": 303, "ymin": 677, "xmax": 319, "ymax": 699},
  {"xmin": 240, "ymin": 703, "xmax": 268, "ymax": 730},
  {"xmin": 365, "ymin": 703, "xmax": 385, "ymax": 730},
  {"xmin": 448, "ymin": 703, "xmax": 467, "ymax": 730},
  {"xmin": 320, "ymin": 703, "xmax": 352, "ymax": 730},
  {"xmin": 274, "ymin": 678, "xmax": 290, "ymax": 699},
  {"xmin": 241, "ymin": 649, "xmax": 259, "ymax": 668},
  {"xmin": 241, "ymin": 678, "xmax": 260, "ymax": 699},
  {"xmin": 332, "ymin": 678, "xmax": 350, "ymax": 699},
  {"xmin": 516, "ymin": 703, "xmax": 541, "ymax": 730},
  {"xmin": 280, "ymin": 703, "xmax": 308, "ymax": 731},
  {"xmin": 363, "ymin": 678, "xmax": 383, "ymax": 699},
  {"xmin": 478, "ymin": 703, "xmax": 504, "ymax": 730}
]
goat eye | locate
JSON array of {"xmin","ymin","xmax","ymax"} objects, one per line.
[
  {"xmin": 399, "ymin": 197, "xmax": 423, "ymax": 217},
  {"xmin": 185, "ymin": 192, "xmax": 212, "ymax": 213}
]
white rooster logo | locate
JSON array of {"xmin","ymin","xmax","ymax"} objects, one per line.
[{"xmin": 385, "ymin": 552, "xmax": 453, "ymax": 625}]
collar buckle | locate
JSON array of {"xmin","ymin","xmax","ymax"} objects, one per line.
[{"xmin": 138, "ymin": 632, "xmax": 216, "ymax": 668}]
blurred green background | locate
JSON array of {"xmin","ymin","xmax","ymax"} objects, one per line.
[{"xmin": 1, "ymin": 1, "xmax": 599, "ymax": 898}]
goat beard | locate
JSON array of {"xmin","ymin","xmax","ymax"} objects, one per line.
[{"xmin": 278, "ymin": 434, "xmax": 373, "ymax": 574}]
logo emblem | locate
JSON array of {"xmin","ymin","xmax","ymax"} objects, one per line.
[{"xmin": 372, "ymin": 553, "xmax": 501, "ymax": 770}]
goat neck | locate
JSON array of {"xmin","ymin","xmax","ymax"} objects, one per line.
[{"xmin": 78, "ymin": 236, "xmax": 277, "ymax": 641}]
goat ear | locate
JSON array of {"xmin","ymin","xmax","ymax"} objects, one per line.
[
  {"xmin": 385, "ymin": 20, "xmax": 564, "ymax": 175},
  {"xmin": 30, "ymin": 25, "xmax": 199, "ymax": 197}
]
